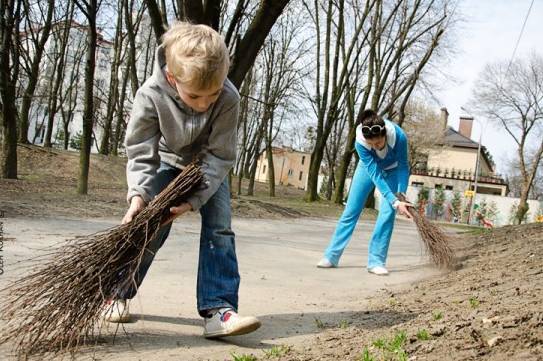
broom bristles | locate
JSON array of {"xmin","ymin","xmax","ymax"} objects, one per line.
[
  {"xmin": 0, "ymin": 163, "xmax": 203, "ymax": 357},
  {"xmin": 397, "ymin": 194, "xmax": 455, "ymax": 269}
]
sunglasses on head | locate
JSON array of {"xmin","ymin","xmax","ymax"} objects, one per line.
[{"xmin": 361, "ymin": 124, "xmax": 385, "ymax": 136}]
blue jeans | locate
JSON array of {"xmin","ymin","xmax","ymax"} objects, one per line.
[
  {"xmin": 323, "ymin": 161, "xmax": 398, "ymax": 268},
  {"xmin": 120, "ymin": 162, "xmax": 240, "ymax": 317}
]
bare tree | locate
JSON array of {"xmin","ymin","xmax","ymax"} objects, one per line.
[
  {"xmin": 57, "ymin": 31, "xmax": 86, "ymax": 149},
  {"xmin": 471, "ymin": 54, "xmax": 543, "ymax": 224},
  {"xmin": 42, "ymin": 4, "xmax": 75, "ymax": 148},
  {"xmin": 321, "ymin": 0, "xmax": 449, "ymax": 204},
  {"xmin": 259, "ymin": 12, "xmax": 307, "ymax": 197},
  {"xmin": 505, "ymin": 155, "xmax": 543, "ymax": 201},
  {"xmin": 100, "ymin": 0, "xmax": 125, "ymax": 154},
  {"xmin": 18, "ymin": 0, "xmax": 56, "ymax": 144},
  {"xmin": 124, "ymin": 0, "xmax": 146, "ymax": 97},
  {"xmin": 402, "ymin": 100, "xmax": 446, "ymax": 169},
  {"xmin": 143, "ymin": 0, "xmax": 291, "ymax": 89},
  {"xmin": 0, "ymin": 0, "xmax": 21, "ymax": 179},
  {"xmin": 112, "ymin": 56, "xmax": 131, "ymax": 155},
  {"xmin": 303, "ymin": 0, "xmax": 376, "ymax": 201},
  {"xmin": 74, "ymin": 0, "xmax": 100, "ymax": 194},
  {"xmin": 234, "ymin": 67, "xmax": 255, "ymax": 195}
]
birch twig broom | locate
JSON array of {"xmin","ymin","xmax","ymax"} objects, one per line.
[
  {"xmin": 397, "ymin": 193, "xmax": 455, "ymax": 269},
  {"xmin": 0, "ymin": 163, "xmax": 203, "ymax": 357}
]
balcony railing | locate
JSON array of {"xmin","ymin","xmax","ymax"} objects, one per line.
[{"xmin": 411, "ymin": 167, "xmax": 507, "ymax": 185}]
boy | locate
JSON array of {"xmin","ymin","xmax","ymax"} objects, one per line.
[
  {"xmin": 104, "ymin": 22, "xmax": 261, "ymax": 338},
  {"xmin": 317, "ymin": 109, "xmax": 412, "ymax": 275}
]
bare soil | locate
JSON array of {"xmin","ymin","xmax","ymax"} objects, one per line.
[
  {"xmin": 0, "ymin": 145, "xmax": 346, "ymax": 220},
  {"xmin": 276, "ymin": 223, "xmax": 543, "ymax": 361}
]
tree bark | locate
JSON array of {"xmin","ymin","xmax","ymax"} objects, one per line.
[
  {"xmin": 112, "ymin": 58, "xmax": 131, "ymax": 156},
  {"xmin": 0, "ymin": 0, "xmax": 19, "ymax": 179},
  {"xmin": 228, "ymin": 0, "xmax": 290, "ymax": 88},
  {"xmin": 76, "ymin": 0, "xmax": 98, "ymax": 195}
]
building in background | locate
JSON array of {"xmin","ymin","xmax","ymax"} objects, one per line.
[
  {"xmin": 409, "ymin": 109, "xmax": 508, "ymax": 196},
  {"xmin": 255, "ymin": 147, "xmax": 311, "ymax": 190}
]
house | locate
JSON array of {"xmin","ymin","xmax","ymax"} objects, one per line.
[
  {"xmin": 409, "ymin": 108, "xmax": 508, "ymax": 196},
  {"xmin": 255, "ymin": 147, "xmax": 311, "ymax": 189}
]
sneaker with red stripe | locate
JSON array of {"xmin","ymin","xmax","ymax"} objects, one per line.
[{"xmin": 203, "ymin": 307, "xmax": 261, "ymax": 338}]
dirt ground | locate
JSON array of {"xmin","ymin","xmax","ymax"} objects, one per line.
[
  {"xmin": 0, "ymin": 145, "xmax": 344, "ymax": 220},
  {"xmin": 278, "ymin": 223, "xmax": 543, "ymax": 361}
]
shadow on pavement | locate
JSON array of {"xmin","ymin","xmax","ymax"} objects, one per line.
[{"xmin": 85, "ymin": 309, "xmax": 417, "ymax": 354}]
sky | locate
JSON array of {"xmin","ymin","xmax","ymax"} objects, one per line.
[{"xmin": 437, "ymin": 0, "xmax": 542, "ymax": 175}]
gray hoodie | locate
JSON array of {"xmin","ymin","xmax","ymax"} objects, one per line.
[{"xmin": 125, "ymin": 46, "xmax": 239, "ymax": 210}]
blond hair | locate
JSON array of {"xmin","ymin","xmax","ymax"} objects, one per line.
[{"xmin": 162, "ymin": 22, "xmax": 230, "ymax": 90}]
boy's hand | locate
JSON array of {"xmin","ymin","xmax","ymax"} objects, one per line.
[
  {"xmin": 161, "ymin": 202, "xmax": 193, "ymax": 225},
  {"xmin": 396, "ymin": 201, "xmax": 414, "ymax": 219},
  {"xmin": 122, "ymin": 196, "xmax": 146, "ymax": 224}
]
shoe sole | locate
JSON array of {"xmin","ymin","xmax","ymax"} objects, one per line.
[
  {"xmin": 204, "ymin": 319, "xmax": 262, "ymax": 338},
  {"xmin": 367, "ymin": 270, "xmax": 389, "ymax": 276}
]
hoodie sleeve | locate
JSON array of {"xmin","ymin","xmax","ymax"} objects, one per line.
[
  {"xmin": 125, "ymin": 91, "xmax": 161, "ymax": 204},
  {"xmin": 355, "ymin": 142, "xmax": 398, "ymax": 206},
  {"xmin": 185, "ymin": 101, "xmax": 239, "ymax": 211}
]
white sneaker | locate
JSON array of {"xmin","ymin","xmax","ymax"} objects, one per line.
[
  {"xmin": 317, "ymin": 258, "xmax": 335, "ymax": 268},
  {"xmin": 103, "ymin": 299, "xmax": 131, "ymax": 323},
  {"xmin": 368, "ymin": 266, "xmax": 389, "ymax": 276},
  {"xmin": 203, "ymin": 308, "xmax": 261, "ymax": 338}
]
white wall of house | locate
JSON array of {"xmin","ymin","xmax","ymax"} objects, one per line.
[{"xmin": 373, "ymin": 186, "xmax": 542, "ymax": 226}]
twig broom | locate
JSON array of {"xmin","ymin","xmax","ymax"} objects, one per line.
[
  {"xmin": 397, "ymin": 193, "xmax": 455, "ymax": 269},
  {"xmin": 0, "ymin": 163, "xmax": 203, "ymax": 358}
]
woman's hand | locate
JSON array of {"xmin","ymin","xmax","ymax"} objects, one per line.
[
  {"xmin": 122, "ymin": 196, "xmax": 146, "ymax": 224},
  {"xmin": 396, "ymin": 201, "xmax": 413, "ymax": 219}
]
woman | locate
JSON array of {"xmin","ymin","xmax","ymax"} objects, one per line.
[{"xmin": 318, "ymin": 109, "xmax": 412, "ymax": 275}]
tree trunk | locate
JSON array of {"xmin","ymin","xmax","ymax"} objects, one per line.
[
  {"xmin": 77, "ymin": 0, "xmax": 98, "ymax": 195},
  {"xmin": 325, "ymin": 167, "xmax": 335, "ymax": 200},
  {"xmin": 228, "ymin": 0, "xmax": 290, "ymax": 88},
  {"xmin": 0, "ymin": 0, "xmax": 19, "ymax": 179},
  {"xmin": 124, "ymin": 0, "xmax": 139, "ymax": 97},
  {"xmin": 43, "ymin": 13, "xmax": 72, "ymax": 148},
  {"xmin": 247, "ymin": 124, "xmax": 265, "ymax": 196},
  {"xmin": 266, "ymin": 143, "xmax": 275, "ymax": 197},
  {"xmin": 100, "ymin": 0, "xmax": 123, "ymax": 155},
  {"xmin": 112, "ymin": 59, "xmax": 131, "ymax": 156}
]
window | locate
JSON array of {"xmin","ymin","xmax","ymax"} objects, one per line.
[
  {"xmin": 263, "ymin": 165, "xmax": 266, "ymax": 174},
  {"xmin": 435, "ymin": 184, "xmax": 443, "ymax": 189},
  {"xmin": 301, "ymin": 156, "xmax": 305, "ymax": 165},
  {"xmin": 288, "ymin": 169, "xmax": 293, "ymax": 176},
  {"xmin": 411, "ymin": 181, "xmax": 424, "ymax": 187},
  {"xmin": 445, "ymin": 185, "xmax": 453, "ymax": 191},
  {"xmin": 299, "ymin": 171, "xmax": 303, "ymax": 181}
]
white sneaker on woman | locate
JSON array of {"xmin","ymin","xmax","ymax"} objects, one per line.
[
  {"xmin": 317, "ymin": 258, "xmax": 335, "ymax": 268},
  {"xmin": 368, "ymin": 266, "xmax": 389, "ymax": 275}
]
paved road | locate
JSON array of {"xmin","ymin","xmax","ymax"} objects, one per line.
[{"xmin": 0, "ymin": 214, "xmax": 442, "ymax": 360}]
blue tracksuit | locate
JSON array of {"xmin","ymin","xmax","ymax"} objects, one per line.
[{"xmin": 323, "ymin": 119, "xmax": 410, "ymax": 268}]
